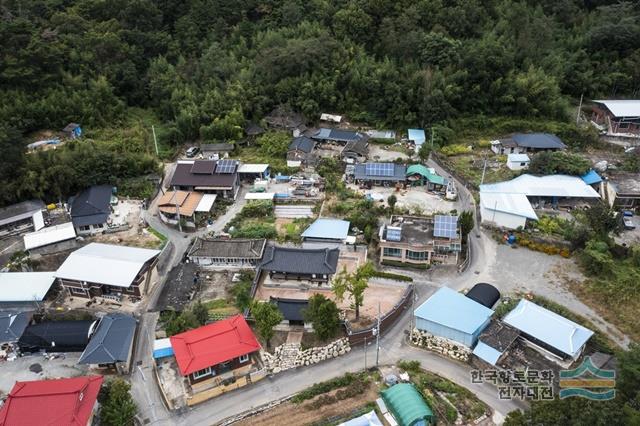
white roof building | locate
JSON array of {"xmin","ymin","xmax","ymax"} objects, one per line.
[
  {"xmin": 195, "ymin": 194, "xmax": 217, "ymax": 212},
  {"xmin": 55, "ymin": 243, "xmax": 160, "ymax": 288},
  {"xmin": 23, "ymin": 222, "xmax": 76, "ymax": 251},
  {"xmin": 0, "ymin": 272, "xmax": 56, "ymax": 302},
  {"xmin": 480, "ymin": 174, "xmax": 601, "ymax": 229},
  {"xmin": 593, "ymin": 100, "xmax": 640, "ymax": 118},
  {"xmin": 503, "ymin": 299, "xmax": 594, "ymax": 360},
  {"xmin": 237, "ymin": 164, "xmax": 269, "ymax": 174}
]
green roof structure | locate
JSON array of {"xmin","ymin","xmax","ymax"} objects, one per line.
[
  {"xmin": 381, "ymin": 383, "xmax": 434, "ymax": 426},
  {"xmin": 406, "ymin": 164, "xmax": 446, "ymax": 186}
]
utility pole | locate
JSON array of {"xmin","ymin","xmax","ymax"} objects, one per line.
[
  {"xmin": 576, "ymin": 93, "xmax": 584, "ymax": 125},
  {"xmin": 151, "ymin": 125, "xmax": 159, "ymax": 156},
  {"xmin": 430, "ymin": 127, "xmax": 435, "ymax": 148},
  {"xmin": 375, "ymin": 302, "xmax": 381, "ymax": 367},
  {"xmin": 480, "ymin": 154, "xmax": 487, "ymax": 185},
  {"xmin": 173, "ymin": 190, "xmax": 182, "ymax": 232},
  {"xmin": 364, "ymin": 336, "xmax": 367, "ymax": 370}
]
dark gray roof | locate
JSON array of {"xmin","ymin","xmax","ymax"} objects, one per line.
[
  {"xmin": 69, "ymin": 185, "xmax": 112, "ymax": 227},
  {"xmin": 245, "ymin": 122, "xmax": 264, "ymax": 136},
  {"xmin": 260, "ymin": 246, "xmax": 339, "ymax": 275},
  {"xmin": 201, "ymin": 143, "xmax": 234, "ymax": 153},
  {"xmin": 478, "ymin": 319, "xmax": 520, "ymax": 352},
  {"xmin": 342, "ymin": 138, "xmax": 369, "ymax": 156},
  {"xmin": 465, "ymin": 283, "xmax": 500, "ymax": 308},
  {"xmin": 271, "ymin": 298, "xmax": 308, "ymax": 322},
  {"xmin": 170, "ymin": 162, "xmax": 237, "ymax": 188},
  {"xmin": 63, "ymin": 123, "xmax": 80, "ymax": 132},
  {"xmin": 0, "ymin": 200, "xmax": 45, "ymax": 226},
  {"xmin": 18, "ymin": 320, "xmax": 95, "ymax": 353},
  {"xmin": 288, "ymin": 136, "xmax": 315, "ymax": 154},
  {"xmin": 511, "ymin": 133, "xmax": 566, "ymax": 149},
  {"xmin": 0, "ymin": 311, "xmax": 32, "ymax": 343},
  {"xmin": 78, "ymin": 314, "xmax": 136, "ymax": 364},
  {"xmin": 188, "ymin": 238, "xmax": 266, "ymax": 259},
  {"xmin": 354, "ymin": 163, "xmax": 406, "ymax": 182},
  {"xmin": 264, "ymin": 106, "xmax": 305, "ymax": 129},
  {"xmin": 312, "ymin": 128, "xmax": 364, "ymax": 143}
]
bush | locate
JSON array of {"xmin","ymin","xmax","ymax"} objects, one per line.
[
  {"xmin": 291, "ymin": 373, "xmax": 365, "ymax": 404},
  {"xmin": 440, "ymin": 143, "xmax": 472, "ymax": 156},
  {"xmin": 231, "ymin": 223, "xmax": 277, "ymax": 239},
  {"xmin": 398, "ymin": 360, "xmax": 421, "ymax": 373},
  {"xmin": 528, "ymin": 151, "xmax": 591, "ymax": 176},
  {"xmin": 370, "ymin": 270, "xmax": 413, "ymax": 282},
  {"xmin": 303, "ymin": 294, "xmax": 341, "ymax": 340}
]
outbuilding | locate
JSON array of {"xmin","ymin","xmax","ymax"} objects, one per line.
[
  {"xmin": 506, "ymin": 153, "xmax": 530, "ymax": 170},
  {"xmin": 413, "ymin": 287, "xmax": 493, "ymax": 347},
  {"xmin": 465, "ymin": 283, "xmax": 500, "ymax": 309},
  {"xmin": 381, "ymin": 383, "xmax": 434, "ymax": 426},
  {"xmin": 0, "ymin": 200, "xmax": 46, "ymax": 237},
  {"xmin": 18, "ymin": 320, "xmax": 97, "ymax": 353},
  {"xmin": 301, "ymin": 218, "xmax": 350, "ymax": 244}
]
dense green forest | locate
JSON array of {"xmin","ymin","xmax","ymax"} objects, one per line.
[{"xmin": 1, "ymin": 0, "xmax": 639, "ymax": 205}]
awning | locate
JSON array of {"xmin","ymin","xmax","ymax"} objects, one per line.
[
  {"xmin": 195, "ymin": 194, "xmax": 217, "ymax": 212},
  {"xmin": 472, "ymin": 341, "xmax": 503, "ymax": 365},
  {"xmin": 238, "ymin": 164, "xmax": 269, "ymax": 174}
]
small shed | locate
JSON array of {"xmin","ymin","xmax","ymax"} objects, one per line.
[
  {"xmin": 465, "ymin": 283, "xmax": 500, "ymax": 308},
  {"xmin": 62, "ymin": 123, "xmax": 82, "ymax": 139},
  {"xmin": 506, "ymin": 153, "xmax": 530, "ymax": 170},
  {"xmin": 381, "ymin": 383, "xmax": 434, "ymax": 426},
  {"xmin": 408, "ymin": 129, "xmax": 426, "ymax": 152}
]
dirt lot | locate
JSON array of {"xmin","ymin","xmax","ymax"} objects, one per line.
[
  {"xmin": 234, "ymin": 380, "xmax": 379, "ymax": 426},
  {"xmin": 347, "ymin": 184, "xmax": 460, "ymax": 215},
  {"xmin": 92, "ymin": 200, "xmax": 161, "ymax": 249},
  {"xmin": 369, "ymin": 144, "xmax": 411, "ymax": 162}
]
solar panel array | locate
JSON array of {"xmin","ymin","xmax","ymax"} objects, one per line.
[
  {"xmin": 386, "ymin": 226, "xmax": 402, "ymax": 241},
  {"xmin": 433, "ymin": 215, "xmax": 459, "ymax": 239},
  {"xmin": 215, "ymin": 159, "xmax": 237, "ymax": 174},
  {"xmin": 365, "ymin": 163, "xmax": 394, "ymax": 177}
]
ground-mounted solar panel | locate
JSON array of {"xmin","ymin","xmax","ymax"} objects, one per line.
[
  {"xmin": 215, "ymin": 159, "xmax": 238, "ymax": 174},
  {"xmin": 433, "ymin": 215, "xmax": 459, "ymax": 239}
]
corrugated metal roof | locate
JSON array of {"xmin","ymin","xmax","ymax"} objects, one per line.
[
  {"xmin": 594, "ymin": 100, "xmax": 640, "ymax": 118},
  {"xmin": 472, "ymin": 341, "xmax": 503, "ymax": 365},
  {"xmin": 480, "ymin": 174, "xmax": 601, "ymax": 198},
  {"xmin": 23, "ymin": 222, "xmax": 76, "ymax": 250},
  {"xmin": 408, "ymin": 129, "xmax": 426, "ymax": 144},
  {"xmin": 55, "ymin": 243, "xmax": 160, "ymax": 288},
  {"xmin": 301, "ymin": 218, "xmax": 350, "ymax": 240},
  {"xmin": 414, "ymin": 287, "xmax": 494, "ymax": 334},
  {"xmin": 0, "ymin": 272, "xmax": 56, "ymax": 302},
  {"xmin": 238, "ymin": 164, "xmax": 269, "ymax": 174},
  {"xmin": 480, "ymin": 192, "xmax": 538, "ymax": 219},
  {"xmin": 195, "ymin": 193, "xmax": 217, "ymax": 212},
  {"xmin": 245, "ymin": 192, "xmax": 275, "ymax": 200},
  {"xmin": 507, "ymin": 153, "xmax": 530, "ymax": 163},
  {"xmin": 0, "ymin": 312, "xmax": 32, "ymax": 344},
  {"xmin": 512, "ymin": 133, "xmax": 566, "ymax": 149},
  {"xmin": 581, "ymin": 170, "xmax": 602, "ymax": 185},
  {"xmin": 503, "ymin": 299, "xmax": 593, "ymax": 358},
  {"xmin": 339, "ymin": 410, "xmax": 383, "ymax": 426},
  {"xmin": 406, "ymin": 164, "xmax": 446, "ymax": 185}
]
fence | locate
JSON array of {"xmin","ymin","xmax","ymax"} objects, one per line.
[
  {"xmin": 345, "ymin": 284, "xmax": 414, "ymax": 347},
  {"xmin": 155, "ymin": 240, "xmax": 175, "ymax": 276}
]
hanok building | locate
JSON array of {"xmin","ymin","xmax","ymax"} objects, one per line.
[
  {"xmin": 378, "ymin": 215, "xmax": 462, "ymax": 266},
  {"xmin": 169, "ymin": 315, "xmax": 262, "ymax": 392},
  {"xmin": 0, "ymin": 376, "xmax": 103, "ymax": 426},
  {"xmin": 287, "ymin": 136, "xmax": 316, "ymax": 168},
  {"xmin": 259, "ymin": 245, "xmax": 340, "ymax": 287},
  {"xmin": 0, "ymin": 199, "xmax": 45, "ymax": 238},
  {"xmin": 170, "ymin": 159, "xmax": 240, "ymax": 200},
  {"xmin": 352, "ymin": 163, "xmax": 407, "ymax": 186},
  {"xmin": 270, "ymin": 297, "xmax": 311, "ymax": 329},
  {"xmin": 157, "ymin": 190, "xmax": 216, "ymax": 228},
  {"xmin": 341, "ymin": 138, "xmax": 369, "ymax": 163},
  {"xmin": 405, "ymin": 164, "xmax": 446, "ymax": 191},
  {"xmin": 55, "ymin": 243, "xmax": 160, "ymax": 300},
  {"xmin": 311, "ymin": 128, "xmax": 365, "ymax": 144},
  {"xmin": 18, "ymin": 320, "xmax": 96, "ymax": 353},
  {"xmin": 606, "ymin": 172, "xmax": 640, "ymax": 209},
  {"xmin": 78, "ymin": 313, "xmax": 137, "ymax": 373},
  {"xmin": 69, "ymin": 185, "xmax": 113, "ymax": 235},
  {"xmin": 490, "ymin": 133, "xmax": 566, "ymax": 155},
  {"xmin": 187, "ymin": 238, "xmax": 267, "ymax": 268},
  {"xmin": 592, "ymin": 100, "xmax": 640, "ymax": 136}
]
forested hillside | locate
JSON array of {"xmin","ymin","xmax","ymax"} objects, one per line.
[{"xmin": 1, "ymin": 0, "xmax": 639, "ymax": 205}]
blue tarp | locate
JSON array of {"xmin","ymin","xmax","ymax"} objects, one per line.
[
  {"xmin": 408, "ymin": 129, "xmax": 426, "ymax": 145},
  {"xmin": 581, "ymin": 170, "xmax": 602, "ymax": 185},
  {"xmin": 472, "ymin": 341, "xmax": 503, "ymax": 365},
  {"xmin": 301, "ymin": 218, "xmax": 350, "ymax": 240}
]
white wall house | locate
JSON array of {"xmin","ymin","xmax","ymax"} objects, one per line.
[{"xmin": 506, "ymin": 154, "xmax": 530, "ymax": 171}]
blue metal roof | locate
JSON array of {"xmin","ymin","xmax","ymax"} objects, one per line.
[
  {"xmin": 414, "ymin": 287, "xmax": 494, "ymax": 334},
  {"xmin": 472, "ymin": 341, "xmax": 503, "ymax": 365},
  {"xmin": 581, "ymin": 170, "xmax": 602, "ymax": 185},
  {"xmin": 301, "ymin": 218, "xmax": 350, "ymax": 240},
  {"xmin": 153, "ymin": 347, "xmax": 174, "ymax": 359},
  {"xmin": 408, "ymin": 129, "xmax": 426, "ymax": 145}
]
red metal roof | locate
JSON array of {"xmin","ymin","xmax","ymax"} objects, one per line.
[
  {"xmin": 170, "ymin": 315, "xmax": 261, "ymax": 376},
  {"xmin": 0, "ymin": 375, "xmax": 103, "ymax": 426}
]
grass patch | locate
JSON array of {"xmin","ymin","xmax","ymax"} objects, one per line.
[
  {"xmin": 147, "ymin": 226, "xmax": 168, "ymax": 248},
  {"xmin": 292, "ymin": 372, "xmax": 368, "ymax": 404},
  {"xmin": 446, "ymin": 153, "xmax": 519, "ymax": 187},
  {"xmin": 370, "ymin": 270, "xmax": 413, "ymax": 282}
]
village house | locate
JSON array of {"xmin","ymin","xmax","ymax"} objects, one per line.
[
  {"xmin": 18, "ymin": 319, "xmax": 96, "ymax": 353},
  {"xmin": 0, "ymin": 199, "xmax": 45, "ymax": 238},
  {"xmin": 23, "ymin": 221, "xmax": 77, "ymax": 254},
  {"xmin": 69, "ymin": 185, "xmax": 113, "ymax": 235},
  {"xmin": 0, "ymin": 376, "xmax": 103, "ymax": 426},
  {"xmin": 157, "ymin": 190, "xmax": 216, "ymax": 228},
  {"xmin": 271, "ymin": 297, "xmax": 312, "ymax": 330},
  {"xmin": 605, "ymin": 172, "xmax": 640, "ymax": 209},
  {"xmin": 405, "ymin": 164, "xmax": 446, "ymax": 191},
  {"xmin": 0, "ymin": 272, "xmax": 56, "ymax": 306},
  {"xmin": 287, "ymin": 136, "xmax": 316, "ymax": 168},
  {"xmin": 55, "ymin": 243, "xmax": 160, "ymax": 301},
  {"xmin": 490, "ymin": 133, "xmax": 566, "ymax": 155},
  {"xmin": 352, "ymin": 162, "xmax": 407, "ymax": 187},
  {"xmin": 187, "ymin": 238, "xmax": 267, "ymax": 267},
  {"xmin": 200, "ymin": 143, "xmax": 234, "ymax": 159},
  {"xmin": 170, "ymin": 159, "xmax": 240, "ymax": 200},
  {"xmin": 259, "ymin": 245, "xmax": 340, "ymax": 287},
  {"xmin": 169, "ymin": 315, "xmax": 264, "ymax": 402},
  {"xmin": 78, "ymin": 313, "xmax": 137, "ymax": 374},
  {"xmin": 506, "ymin": 153, "xmax": 530, "ymax": 171},
  {"xmin": 341, "ymin": 138, "xmax": 369, "ymax": 163},
  {"xmin": 378, "ymin": 215, "xmax": 462, "ymax": 266},
  {"xmin": 591, "ymin": 100, "xmax": 640, "ymax": 136},
  {"xmin": 311, "ymin": 128, "xmax": 365, "ymax": 144}
]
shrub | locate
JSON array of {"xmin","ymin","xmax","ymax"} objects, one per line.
[{"xmin": 440, "ymin": 143, "xmax": 472, "ymax": 156}]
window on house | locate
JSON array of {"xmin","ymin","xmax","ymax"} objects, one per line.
[
  {"xmin": 383, "ymin": 247, "xmax": 402, "ymax": 258},
  {"xmin": 79, "ymin": 225, "xmax": 90, "ymax": 231},
  {"xmin": 69, "ymin": 287, "xmax": 86, "ymax": 295},
  {"xmin": 619, "ymin": 121, "xmax": 630, "ymax": 129},
  {"xmin": 406, "ymin": 250, "xmax": 427, "ymax": 261},
  {"xmin": 238, "ymin": 354, "xmax": 249, "ymax": 363},
  {"xmin": 192, "ymin": 367, "xmax": 212, "ymax": 380},
  {"xmin": 520, "ymin": 162, "xmax": 526, "ymax": 167}
]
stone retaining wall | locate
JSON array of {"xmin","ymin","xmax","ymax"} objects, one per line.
[
  {"xmin": 410, "ymin": 329, "xmax": 472, "ymax": 362},
  {"xmin": 262, "ymin": 338, "xmax": 351, "ymax": 373}
]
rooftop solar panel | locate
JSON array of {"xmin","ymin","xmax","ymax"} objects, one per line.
[
  {"xmin": 433, "ymin": 215, "xmax": 459, "ymax": 239},
  {"xmin": 365, "ymin": 163, "xmax": 394, "ymax": 177},
  {"xmin": 215, "ymin": 159, "xmax": 238, "ymax": 174}
]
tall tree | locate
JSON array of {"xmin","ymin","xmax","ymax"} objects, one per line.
[
  {"xmin": 303, "ymin": 294, "xmax": 341, "ymax": 340},
  {"xmin": 332, "ymin": 262, "xmax": 374, "ymax": 320},
  {"xmin": 251, "ymin": 301, "xmax": 283, "ymax": 348},
  {"xmin": 99, "ymin": 379, "xmax": 137, "ymax": 426}
]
